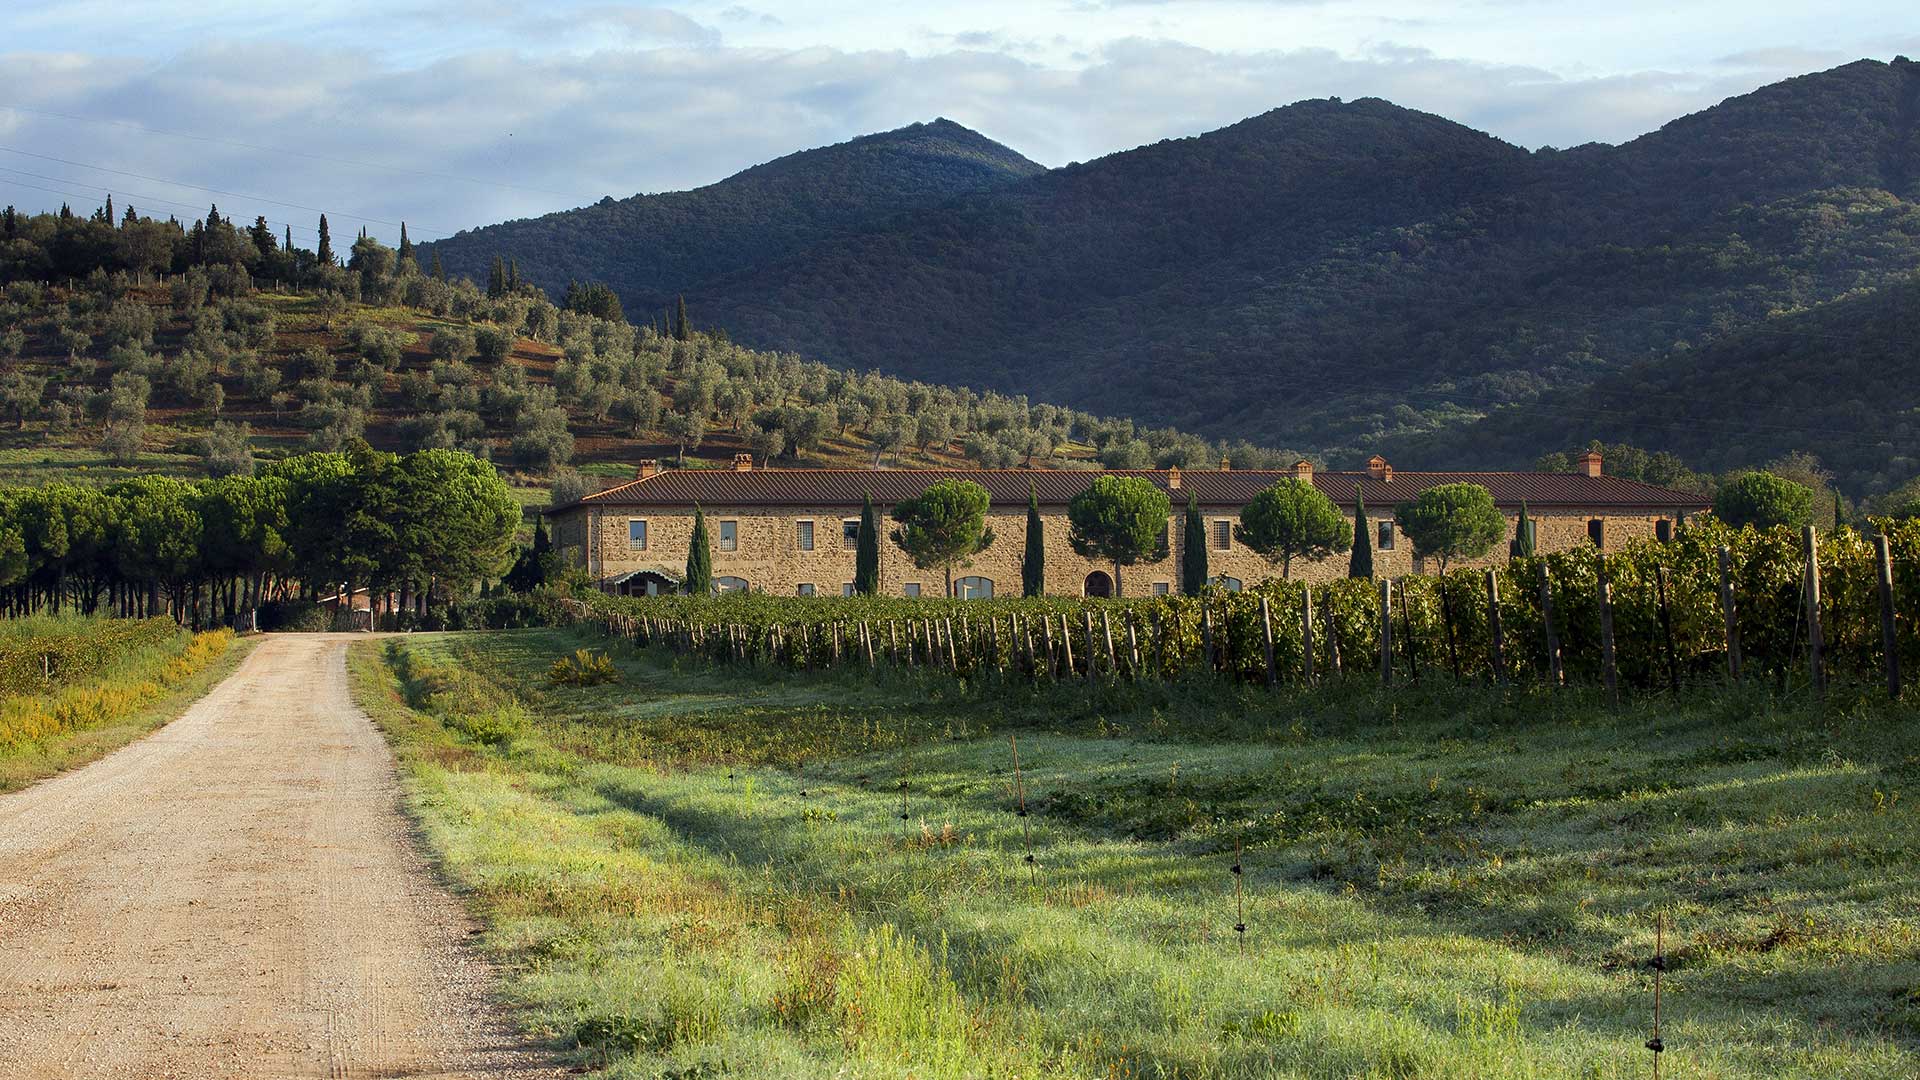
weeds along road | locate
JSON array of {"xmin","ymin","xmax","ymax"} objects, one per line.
[{"xmin": 0, "ymin": 634, "xmax": 557, "ymax": 1080}]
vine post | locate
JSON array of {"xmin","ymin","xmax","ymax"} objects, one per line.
[
  {"xmin": 1485, "ymin": 570, "xmax": 1504, "ymax": 686},
  {"xmin": 1538, "ymin": 561, "xmax": 1564, "ymax": 688},
  {"xmin": 1378, "ymin": 578, "xmax": 1394, "ymax": 688},
  {"xmin": 1598, "ymin": 554, "xmax": 1619, "ymax": 708},
  {"xmin": 1717, "ymin": 547, "xmax": 1741, "ymax": 681},
  {"xmin": 1803, "ymin": 526, "xmax": 1825, "ymax": 698},
  {"xmin": 1876, "ymin": 533, "xmax": 1901, "ymax": 699}
]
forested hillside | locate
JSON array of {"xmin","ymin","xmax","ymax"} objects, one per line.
[
  {"xmin": 1394, "ymin": 274, "xmax": 1920, "ymax": 495},
  {"xmin": 418, "ymin": 58, "xmax": 1920, "ymax": 487},
  {"xmin": 0, "ymin": 202, "xmax": 1300, "ymax": 507},
  {"xmin": 418, "ymin": 119, "xmax": 1043, "ymax": 325}
]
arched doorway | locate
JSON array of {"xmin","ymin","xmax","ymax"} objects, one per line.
[{"xmin": 1083, "ymin": 570, "xmax": 1113, "ymax": 598}]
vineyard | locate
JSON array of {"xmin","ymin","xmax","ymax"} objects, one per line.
[{"xmin": 571, "ymin": 519, "xmax": 1918, "ymax": 699}]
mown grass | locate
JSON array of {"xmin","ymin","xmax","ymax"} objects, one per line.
[
  {"xmin": 0, "ymin": 616, "xmax": 254, "ymax": 791},
  {"xmin": 349, "ymin": 627, "xmax": 1920, "ymax": 1079}
]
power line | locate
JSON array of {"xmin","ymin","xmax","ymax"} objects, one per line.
[
  {"xmin": 0, "ymin": 168, "xmax": 319, "ymax": 240},
  {"xmin": 0, "ymin": 103, "xmax": 589, "ymax": 202},
  {"xmin": 0, "ymin": 145, "xmax": 456, "ymax": 237}
]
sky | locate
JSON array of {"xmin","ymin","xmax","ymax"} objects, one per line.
[{"xmin": 1, "ymin": 1, "xmax": 1915, "ymax": 247}]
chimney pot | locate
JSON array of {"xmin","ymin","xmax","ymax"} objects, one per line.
[
  {"xmin": 1367, "ymin": 455, "xmax": 1393, "ymax": 482},
  {"xmin": 1166, "ymin": 465, "xmax": 1182, "ymax": 491},
  {"xmin": 734, "ymin": 453, "xmax": 753, "ymax": 472},
  {"xmin": 1579, "ymin": 450, "xmax": 1604, "ymax": 478},
  {"xmin": 637, "ymin": 459, "xmax": 660, "ymax": 480},
  {"xmin": 1219, "ymin": 457, "xmax": 1232, "ymax": 471},
  {"xmin": 1294, "ymin": 459, "xmax": 1314, "ymax": 482}
]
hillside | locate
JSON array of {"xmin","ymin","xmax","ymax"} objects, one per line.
[
  {"xmin": 418, "ymin": 119, "xmax": 1044, "ymax": 320},
  {"xmin": 1390, "ymin": 272, "xmax": 1920, "ymax": 494},
  {"xmin": 418, "ymin": 59, "xmax": 1920, "ymax": 484}
]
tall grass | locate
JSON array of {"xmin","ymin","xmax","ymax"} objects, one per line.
[
  {"xmin": 352, "ymin": 628, "xmax": 1920, "ymax": 1079},
  {"xmin": 0, "ymin": 619, "xmax": 234, "ymax": 754}
]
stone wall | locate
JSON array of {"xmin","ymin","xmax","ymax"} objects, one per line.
[{"xmin": 551, "ymin": 502, "xmax": 1681, "ymax": 597}]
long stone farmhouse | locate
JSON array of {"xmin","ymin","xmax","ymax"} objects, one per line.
[{"xmin": 547, "ymin": 451, "xmax": 1710, "ymax": 598}]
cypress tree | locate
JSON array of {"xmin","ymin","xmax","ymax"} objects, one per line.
[
  {"xmin": 855, "ymin": 493, "xmax": 881, "ymax": 595},
  {"xmin": 104, "ymin": 194, "xmax": 114, "ymax": 226},
  {"xmin": 127, "ymin": 204, "xmax": 141, "ymax": 228},
  {"xmin": 685, "ymin": 505, "xmax": 714, "ymax": 595},
  {"xmin": 508, "ymin": 257, "xmax": 520, "ymax": 291},
  {"xmin": 1181, "ymin": 491, "xmax": 1208, "ymax": 594},
  {"xmin": 1021, "ymin": 482, "xmax": 1045, "ymax": 597},
  {"xmin": 674, "ymin": 295, "xmax": 691, "ymax": 341},
  {"xmin": 431, "ymin": 250, "xmax": 445, "ymax": 280},
  {"xmin": 1833, "ymin": 494, "xmax": 1845, "ymax": 532},
  {"xmin": 283, "ymin": 224, "xmax": 292, "ymax": 253},
  {"xmin": 1349, "ymin": 482, "xmax": 1374, "ymax": 579},
  {"xmin": 487, "ymin": 256, "xmax": 506, "ymax": 298},
  {"xmin": 1510, "ymin": 500, "xmax": 1536, "ymax": 558},
  {"xmin": 2, "ymin": 205, "xmax": 15, "ymax": 240},
  {"xmin": 316, "ymin": 214, "xmax": 334, "ymax": 266},
  {"xmin": 397, "ymin": 222, "xmax": 413, "ymax": 265}
]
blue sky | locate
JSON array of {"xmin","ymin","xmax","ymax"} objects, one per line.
[{"xmin": 2, "ymin": 2, "xmax": 1914, "ymax": 246}]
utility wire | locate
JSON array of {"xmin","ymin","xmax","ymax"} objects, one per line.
[{"xmin": 0, "ymin": 103, "xmax": 588, "ymax": 202}]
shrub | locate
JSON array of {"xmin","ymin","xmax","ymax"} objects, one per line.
[
  {"xmin": 548, "ymin": 648, "xmax": 618, "ymax": 686},
  {"xmin": 258, "ymin": 600, "xmax": 331, "ymax": 633},
  {"xmin": 1714, "ymin": 471, "xmax": 1816, "ymax": 529}
]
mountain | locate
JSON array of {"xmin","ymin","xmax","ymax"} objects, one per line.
[
  {"xmin": 1388, "ymin": 273, "xmax": 1920, "ymax": 495},
  {"xmin": 421, "ymin": 58, "xmax": 1920, "ymax": 493},
  {"xmin": 419, "ymin": 119, "xmax": 1044, "ymax": 319}
]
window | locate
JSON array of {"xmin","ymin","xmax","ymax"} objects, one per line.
[
  {"xmin": 795, "ymin": 520, "xmax": 814, "ymax": 551},
  {"xmin": 1378, "ymin": 520, "xmax": 1395, "ymax": 551},
  {"xmin": 718, "ymin": 520, "xmax": 737, "ymax": 552},
  {"xmin": 1212, "ymin": 576, "xmax": 1242, "ymax": 592},
  {"xmin": 627, "ymin": 519, "xmax": 648, "ymax": 551},
  {"xmin": 842, "ymin": 583, "xmax": 856, "ymax": 597},
  {"xmin": 1656, "ymin": 519, "xmax": 1673, "ymax": 543},
  {"xmin": 903, "ymin": 583, "xmax": 922, "ymax": 598},
  {"xmin": 842, "ymin": 518, "xmax": 861, "ymax": 550},
  {"xmin": 1152, "ymin": 581, "xmax": 1170, "ymax": 596},
  {"xmin": 1588, "ymin": 519, "xmax": 1606, "ymax": 548},
  {"xmin": 1212, "ymin": 519, "xmax": 1232, "ymax": 550},
  {"xmin": 796, "ymin": 583, "xmax": 816, "ymax": 597},
  {"xmin": 714, "ymin": 576, "xmax": 749, "ymax": 593},
  {"xmin": 956, "ymin": 576, "xmax": 994, "ymax": 599}
]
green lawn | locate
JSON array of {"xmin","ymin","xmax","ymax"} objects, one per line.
[{"xmin": 349, "ymin": 628, "xmax": 1920, "ymax": 1079}]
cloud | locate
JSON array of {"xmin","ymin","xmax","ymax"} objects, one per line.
[{"xmin": 0, "ymin": 32, "xmax": 1876, "ymax": 246}]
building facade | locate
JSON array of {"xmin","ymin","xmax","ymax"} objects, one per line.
[{"xmin": 546, "ymin": 452, "xmax": 1710, "ymax": 598}]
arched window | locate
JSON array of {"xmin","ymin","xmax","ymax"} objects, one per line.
[
  {"xmin": 955, "ymin": 576, "xmax": 994, "ymax": 599},
  {"xmin": 1211, "ymin": 576, "xmax": 1242, "ymax": 592},
  {"xmin": 714, "ymin": 576, "xmax": 750, "ymax": 593}
]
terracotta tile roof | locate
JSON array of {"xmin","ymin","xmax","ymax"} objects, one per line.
[{"xmin": 562, "ymin": 468, "xmax": 1709, "ymax": 513}]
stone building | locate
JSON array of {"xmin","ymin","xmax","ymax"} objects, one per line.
[{"xmin": 546, "ymin": 452, "xmax": 1709, "ymax": 598}]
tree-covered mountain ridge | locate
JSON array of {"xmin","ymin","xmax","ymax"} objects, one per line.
[
  {"xmin": 421, "ymin": 58, "xmax": 1920, "ymax": 491},
  {"xmin": 420, "ymin": 118, "xmax": 1044, "ymax": 325}
]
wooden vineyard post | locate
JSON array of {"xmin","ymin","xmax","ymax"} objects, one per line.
[
  {"xmin": 1876, "ymin": 533, "xmax": 1901, "ymax": 699},
  {"xmin": 1398, "ymin": 584, "xmax": 1419, "ymax": 683},
  {"xmin": 989, "ymin": 616, "xmax": 1003, "ymax": 674},
  {"xmin": 945, "ymin": 617, "xmax": 959, "ymax": 670},
  {"xmin": 1598, "ymin": 554, "xmax": 1619, "ymax": 708},
  {"xmin": 1804, "ymin": 526, "xmax": 1826, "ymax": 698},
  {"xmin": 1083, "ymin": 609, "xmax": 1099, "ymax": 682},
  {"xmin": 1324, "ymin": 597, "xmax": 1342, "ymax": 676},
  {"xmin": 889, "ymin": 620, "xmax": 901, "ymax": 664},
  {"xmin": 1100, "ymin": 610, "xmax": 1118, "ymax": 677},
  {"xmin": 1538, "ymin": 562, "xmax": 1564, "ymax": 688},
  {"xmin": 1202, "ymin": 604, "xmax": 1216, "ymax": 674},
  {"xmin": 1042, "ymin": 616, "xmax": 1058, "ymax": 678},
  {"xmin": 1126, "ymin": 611, "xmax": 1143, "ymax": 678},
  {"xmin": 1151, "ymin": 608, "xmax": 1166, "ymax": 679},
  {"xmin": 1485, "ymin": 571, "xmax": 1504, "ymax": 687},
  {"xmin": 1379, "ymin": 578, "xmax": 1394, "ymax": 688},
  {"xmin": 1301, "ymin": 586, "xmax": 1316, "ymax": 684},
  {"xmin": 1439, "ymin": 579, "xmax": 1462, "ymax": 680},
  {"xmin": 1060, "ymin": 613, "xmax": 1077, "ymax": 677},
  {"xmin": 862, "ymin": 620, "xmax": 876, "ymax": 667},
  {"xmin": 1260, "ymin": 596, "xmax": 1277, "ymax": 688},
  {"xmin": 1718, "ymin": 547, "xmax": 1741, "ymax": 681},
  {"xmin": 1656, "ymin": 566, "xmax": 1680, "ymax": 694}
]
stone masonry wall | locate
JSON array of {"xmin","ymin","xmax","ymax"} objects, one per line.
[{"xmin": 553, "ymin": 502, "xmax": 1678, "ymax": 597}]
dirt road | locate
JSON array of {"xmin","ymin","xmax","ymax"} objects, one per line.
[{"xmin": 0, "ymin": 634, "xmax": 558, "ymax": 1080}]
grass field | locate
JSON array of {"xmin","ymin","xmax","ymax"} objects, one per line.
[
  {"xmin": 350, "ymin": 627, "xmax": 1919, "ymax": 1079},
  {"xmin": 0, "ymin": 616, "xmax": 252, "ymax": 791}
]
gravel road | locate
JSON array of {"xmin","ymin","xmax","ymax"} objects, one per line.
[{"xmin": 0, "ymin": 634, "xmax": 561, "ymax": 1079}]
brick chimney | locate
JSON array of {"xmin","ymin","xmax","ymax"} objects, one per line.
[
  {"xmin": 1367, "ymin": 455, "xmax": 1393, "ymax": 482},
  {"xmin": 637, "ymin": 459, "xmax": 660, "ymax": 480},
  {"xmin": 1294, "ymin": 459, "xmax": 1314, "ymax": 482},
  {"xmin": 1219, "ymin": 457, "xmax": 1232, "ymax": 471},
  {"xmin": 733, "ymin": 452, "xmax": 753, "ymax": 472},
  {"xmin": 1579, "ymin": 450, "xmax": 1604, "ymax": 478},
  {"xmin": 1166, "ymin": 465, "xmax": 1182, "ymax": 491}
]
